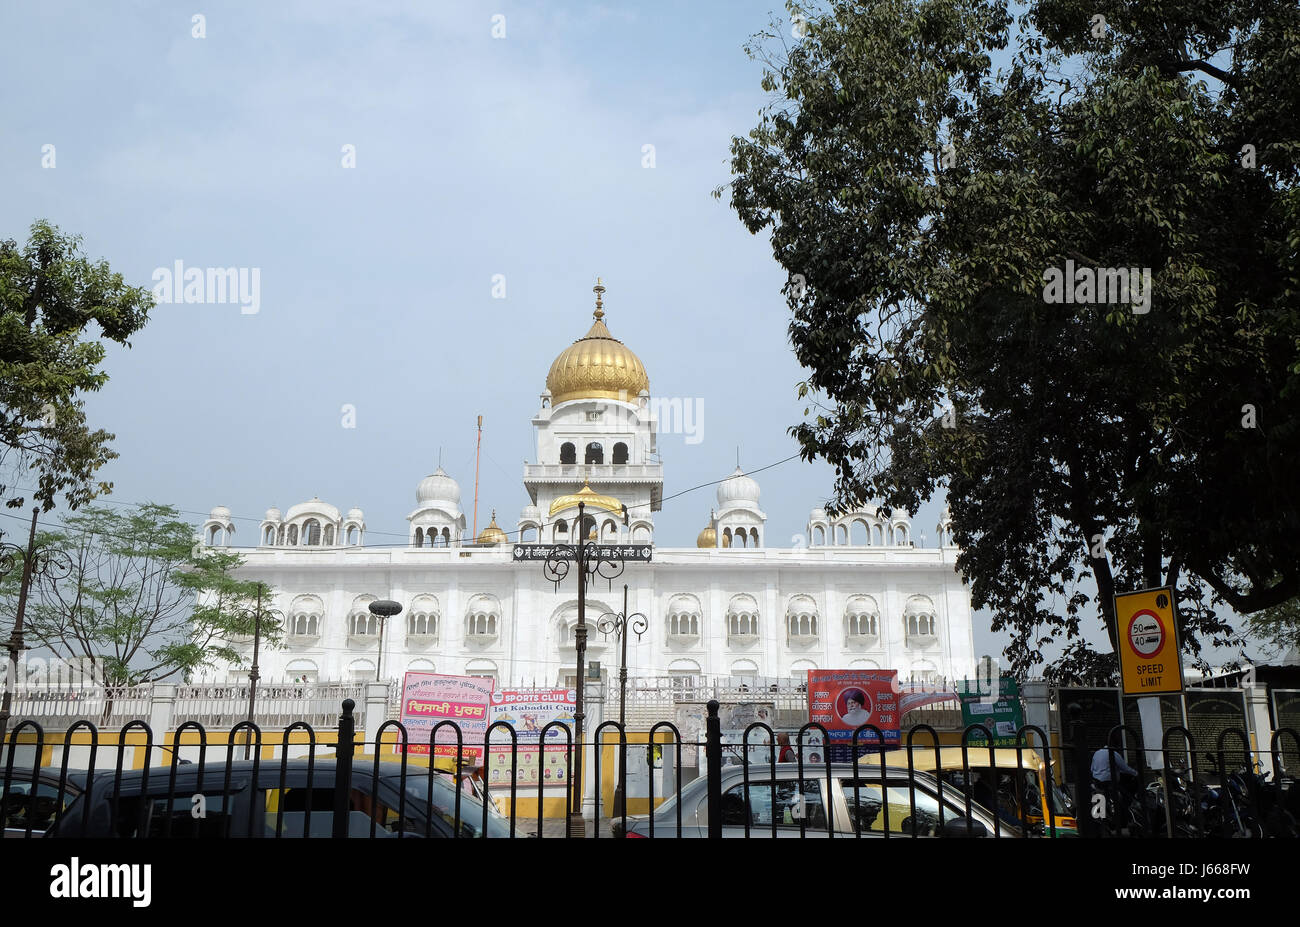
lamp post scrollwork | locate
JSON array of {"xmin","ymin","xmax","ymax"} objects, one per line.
[
  {"xmin": 597, "ymin": 583, "xmax": 647, "ymax": 819},
  {"xmin": 536, "ymin": 499, "xmax": 632, "ymax": 836}
]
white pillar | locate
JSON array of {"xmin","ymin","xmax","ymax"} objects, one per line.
[
  {"xmin": 149, "ymin": 683, "xmax": 177, "ymax": 766},
  {"xmin": 363, "ymin": 682, "xmax": 391, "ymax": 750},
  {"xmin": 1245, "ymin": 682, "xmax": 1275, "ymax": 775}
]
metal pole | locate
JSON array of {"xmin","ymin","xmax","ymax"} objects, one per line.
[
  {"xmin": 0, "ymin": 509, "xmax": 39, "ymax": 750},
  {"xmin": 619, "ymin": 584, "xmax": 629, "ymax": 730},
  {"xmin": 570, "ymin": 502, "xmax": 588, "ymax": 837},
  {"xmin": 245, "ymin": 585, "xmax": 262, "ymax": 761},
  {"xmin": 706, "ymin": 699, "xmax": 722, "ymax": 839}
]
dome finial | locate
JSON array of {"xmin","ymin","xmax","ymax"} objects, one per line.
[{"xmin": 593, "ymin": 276, "xmax": 605, "ymax": 321}]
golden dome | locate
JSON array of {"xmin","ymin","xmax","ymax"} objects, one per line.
[
  {"xmin": 545, "ymin": 280, "xmax": 649, "ymax": 405},
  {"xmin": 476, "ymin": 511, "xmax": 507, "ymax": 545},
  {"xmin": 696, "ymin": 525, "xmax": 717, "ymax": 548},
  {"xmin": 549, "ymin": 481, "xmax": 624, "ymax": 517}
]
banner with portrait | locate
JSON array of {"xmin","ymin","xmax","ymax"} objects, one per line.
[{"xmin": 807, "ymin": 669, "xmax": 901, "ymax": 746}]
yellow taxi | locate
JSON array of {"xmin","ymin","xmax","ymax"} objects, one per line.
[{"xmin": 877, "ymin": 745, "xmax": 1077, "ymax": 837}]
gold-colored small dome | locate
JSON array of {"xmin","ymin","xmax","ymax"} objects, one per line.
[
  {"xmin": 549, "ymin": 480, "xmax": 624, "ymax": 517},
  {"xmin": 545, "ymin": 280, "xmax": 649, "ymax": 405},
  {"xmin": 476, "ymin": 511, "xmax": 507, "ymax": 545},
  {"xmin": 696, "ymin": 525, "xmax": 717, "ymax": 548}
]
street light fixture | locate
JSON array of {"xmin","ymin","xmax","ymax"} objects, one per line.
[
  {"xmin": 597, "ymin": 583, "xmax": 646, "ymax": 817},
  {"xmin": 239, "ymin": 583, "xmax": 284, "ymax": 760},
  {"xmin": 538, "ymin": 499, "xmax": 630, "ymax": 836},
  {"xmin": 367, "ymin": 599, "xmax": 403, "ymax": 683}
]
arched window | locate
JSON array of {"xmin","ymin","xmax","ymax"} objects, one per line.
[
  {"xmin": 555, "ymin": 519, "xmax": 568, "ymax": 539},
  {"xmin": 812, "ymin": 525, "xmax": 825, "ymax": 546},
  {"xmin": 345, "ymin": 526, "xmax": 357, "ymax": 545},
  {"xmin": 287, "ymin": 524, "xmax": 299, "ymax": 545},
  {"xmin": 303, "ymin": 519, "xmax": 321, "ymax": 546},
  {"xmin": 324, "ymin": 525, "xmax": 335, "ymax": 545},
  {"xmin": 602, "ymin": 519, "xmax": 617, "ymax": 540},
  {"xmin": 749, "ymin": 528, "xmax": 759, "ymax": 547},
  {"xmin": 585, "ymin": 442, "xmax": 604, "ymax": 464},
  {"xmin": 291, "ymin": 613, "xmax": 320, "ymax": 636},
  {"xmin": 263, "ymin": 526, "xmax": 275, "ymax": 545},
  {"xmin": 612, "ymin": 442, "xmax": 629, "ymax": 464},
  {"xmin": 560, "ymin": 442, "xmax": 577, "ymax": 464},
  {"xmin": 415, "ymin": 527, "xmax": 424, "ymax": 547},
  {"xmin": 278, "ymin": 525, "xmax": 287, "ymax": 545},
  {"xmin": 852, "ymin": 520, "xmax": 869, "ymax": 546}
]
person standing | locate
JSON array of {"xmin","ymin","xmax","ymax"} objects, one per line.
[{"xmin": 777, "ymin": 733, "xmax": 796, "ymax": 762}]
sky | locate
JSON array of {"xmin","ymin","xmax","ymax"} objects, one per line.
[{"xmin": 1, "ymin": 0, "xmax": 1188, "ymax": 671}]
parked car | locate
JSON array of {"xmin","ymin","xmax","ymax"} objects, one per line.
[
  {"xmin": 876, "ymin": 746, "xmax": 1078, "ymax": 837},
  {"xmin": 1, "ymin": 768, "xmax": 88, "ymax": 838},
  {"xmin": 45, "ymin": 759, "xmax": 511, "ymax": 838},
  {"xmin": 612, "ymin": 762, "xmax": 1013, "ymax": 837}
]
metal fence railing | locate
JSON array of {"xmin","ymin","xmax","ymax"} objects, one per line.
[{"xmin": 2, "ymin": 699, "xmax": 1297, "ymax": 839}]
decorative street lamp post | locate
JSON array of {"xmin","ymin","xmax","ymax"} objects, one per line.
[
  {"xmin": 597, "ymin": 583, "xmax": 646, "ymax": 818},
  {"xmin": 537, "ymin": 499, "xmax": 630, "ymax": 836},
  {"xmin": 368, "ymin": 599, "xmax": 403, "ymax": 682},
  {"xmin": 240, "ymin": 583, "xmax": 284, "ymax": 760},
  {"xmin": 0, "ymin": 509, "xmax": 74, "ymax": 750}
]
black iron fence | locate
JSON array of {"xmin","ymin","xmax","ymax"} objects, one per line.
[{"xmin": 2, "ymin": 698, "xmax": 1297, "ymax": 838}]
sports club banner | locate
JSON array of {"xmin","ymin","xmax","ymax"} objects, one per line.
[
  {"xmin": 485, "ymin": 688, "xmax": 577, "ymax": 788},
  {"xmin": 489, "ymin": 688, "xmax": 577, "ymax": 743},
  {"xmin": 807, "ymin": 669, "xmax": 901, "ymax": 745},
  {"xmin": 399, "ymin": 672, "xmax": 494, "ymax": 763}
]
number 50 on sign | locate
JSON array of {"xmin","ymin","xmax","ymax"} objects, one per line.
[{"xmin": 1115, "ymin": 586, "xmax": 1184, "ymax": 696}]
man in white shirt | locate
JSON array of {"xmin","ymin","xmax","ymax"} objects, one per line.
[{"xmin": 1091, "ymin": 746, "xmax": 1138, "ymax": 782}]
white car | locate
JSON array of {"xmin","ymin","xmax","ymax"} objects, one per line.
[{"xmin": 613, "ymin": 762, "xmax": 1013, "ymax": 838}]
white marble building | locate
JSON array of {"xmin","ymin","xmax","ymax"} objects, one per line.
[{"xmin": 201, "ymin": 283, "xmax": 976, "ymax": 689}]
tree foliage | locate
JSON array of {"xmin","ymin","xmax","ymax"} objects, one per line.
[
  {"xmin": 0, "ymin": 220, "xmax": 152, "ymax": 512},
  {"xmin": 722, "ymin": 0, "xmax": 1300, "ymax": 677},
  {"xmin": 2, "ymin": 504, "xmax": 279, "ymax": 684}
]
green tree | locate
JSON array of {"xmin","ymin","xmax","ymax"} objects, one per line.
[
  {"xmin": 1244, "ymin": 596, "xmax": 1300, "ymax": 661},
  {"xmin": 0, "ymin": 220, "xmax": 152, "ymax": 512},
  {"xmin": 5, "ymin": 504, "xmax": 279, "ymax": 684},
  {"xmin": 722, "ymin": 0, "xmax": 1300, "ymax": 677}
]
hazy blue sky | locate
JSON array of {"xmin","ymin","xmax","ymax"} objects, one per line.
[{"xmin": 1, "ymin": 0, "xmax": 1152, "ymax": 668}]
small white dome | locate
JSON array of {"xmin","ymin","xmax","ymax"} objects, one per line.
[
  {"xmin": 264, "ymin": 507, "xmax": 282, "ymax": 522},
  {"xmin": 716, "ymin": 467, "xmax": 760, "ymax": 507},
  {"xmin": 417, "ymin": 467, "xmax": 462, "ymax": 505},
  {"xmin": 345, "ymin": 507, "xmax": 364, "ymax": 521},
  {"xmin": 209, "ymin": 505, "xmax": 232, "ymax": 520},
  {"xmin": 284, "ymin": 497, "xmax": 341, "ymax": 523}
]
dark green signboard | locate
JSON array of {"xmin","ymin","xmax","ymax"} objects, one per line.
[
  {"xmin": 1184, "ymin": 689, "xmax": 1249, "ymax": 770},
  {"xmin": 1273, "ymin": 690, "xmax": 1300, "ymax": 771},
  {"xmin": 957, "ymin": 677, "xmax": 1024, "ymax": 746}
]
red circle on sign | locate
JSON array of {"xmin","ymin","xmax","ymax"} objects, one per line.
[{"xmin": 1127, "ymin": 609, "xmax": 1166, "ymax": 659}]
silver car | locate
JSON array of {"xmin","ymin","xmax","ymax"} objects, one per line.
[{"xmin": 613, "ymin": 762, "xmax": 1013, "ymax": 838}]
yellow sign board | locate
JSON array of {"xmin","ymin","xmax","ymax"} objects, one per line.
[{"xmin": 1115, "ymin": 586, "xmax": 1184, "ymax": 696}]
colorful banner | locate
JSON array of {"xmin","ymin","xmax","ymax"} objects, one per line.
[
  {"xmin": 807, "ymin": 669, "xmax": 901, "ymax": 745},
  {"xmin": 957, "ymin": 676, "xmax": 1024, "ymax": 746},
  {"xmin": 399, "ymin": 672, "xmax": 495, "ymax": 763},
  {"xmin": 487, "ymin": 744, "xmax": 570, "ymax": 787},
  {"xmin": 489, "ymin": 687, "xmax": 577, "ymax": 743},
  {"xmin": 898, "ymin": 681, "xmax": 959, "ymax": 714},
  {"xmin": 485, "ymin": 688, "xmax": 577, "ymax": 788}
]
